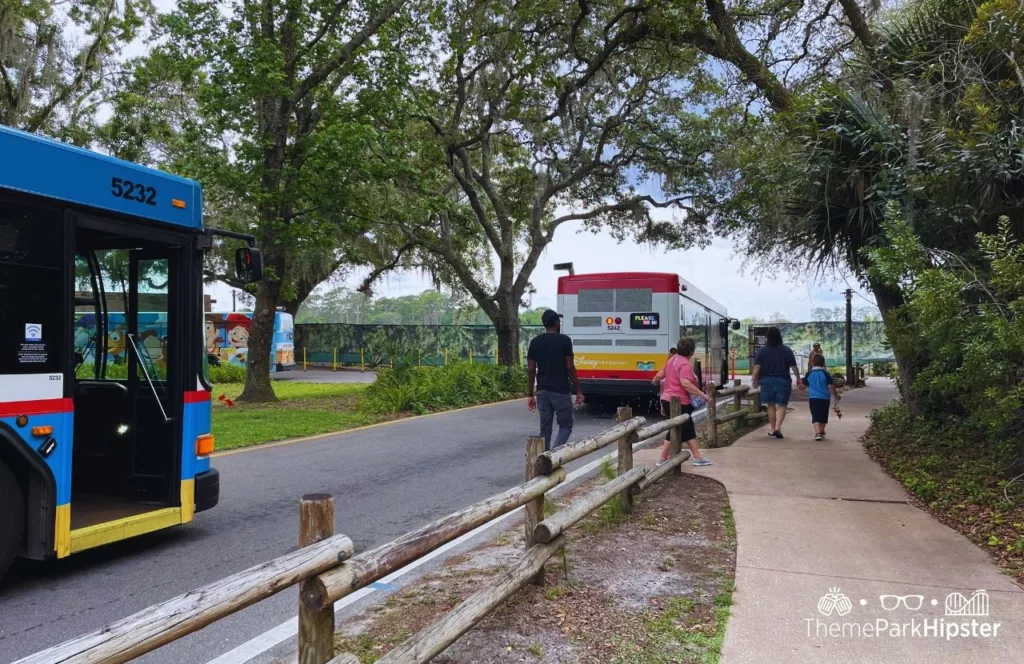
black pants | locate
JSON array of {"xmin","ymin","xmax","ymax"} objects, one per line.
[
  {"xmin": 662, "ymin": 400, "xmax": 696, "ymax": 441},
  {"xmin": 809, "ymin": 398, "xmax": 831, "ymax": 424}
]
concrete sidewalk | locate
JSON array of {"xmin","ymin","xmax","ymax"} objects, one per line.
[{"xmin": 636, "ymin": 380, "xmax": 1024, "ymax": 663}]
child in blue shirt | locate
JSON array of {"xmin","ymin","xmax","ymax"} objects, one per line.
[{"xmin": 801, "ymin": 354, "xmax": 840, "ymax": 441}]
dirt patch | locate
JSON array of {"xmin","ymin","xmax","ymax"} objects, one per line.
[{"xmin": 332, "ymin": 472, "xmax": 736, "ymax": 663}]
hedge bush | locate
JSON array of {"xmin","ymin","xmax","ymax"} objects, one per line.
[
  {"xmin": 362, "ymin": 361, "xmax": 527, "ymax": 415},
  {"xmin": 209, "ymin": 363, "xmax": 247, "ymax": 384}
]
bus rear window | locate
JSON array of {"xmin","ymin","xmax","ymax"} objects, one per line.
[
  {"xmin": 573, "ymin": 338, "xmax": 613, "ymax": 346},
  {"xmin": 577, "ymin": 289, "xmax": 614, "ymax": 312},
  {"xmin": 615, "ymin": 288, "xmax": 652, "ymax": 311},
  {"xmin": 577, "ymin": 287, "xmax": 653, "ymax": 312}
]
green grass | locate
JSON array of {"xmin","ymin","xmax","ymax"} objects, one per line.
[
  {"xmin": 635, "ymin": 584, "xmax": 733, "ymax": 664},
  {"xmin": 211, "ymin": 382, "xmax": 376, "ymax": 450},
  {"xmin": 215, "ymin": 381, "xmax": 369, "ymax": 401}
]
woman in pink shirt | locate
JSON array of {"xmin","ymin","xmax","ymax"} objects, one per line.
[{"xmin": 652, "ymin": 338, "xmax": 712, "ymax": 467}]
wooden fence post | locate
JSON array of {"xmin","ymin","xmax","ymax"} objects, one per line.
[
  {"xmin": 525, "ymin": 436, "xmax": 545, "ymax": 586},
  {"xmin": 616, "ymin": 406, "xmax": 634, "ymax": 513},
  {"xmin": 669, "ymin": 396, "xmax": 682, "ymax": 476},
  {"xmin": 752, "ymin": 386, "xmax": 761, "ymax": 414},
  {"xmin": 299, "ymin": 494, "xmax": 335, "ymax": 664},
  {"xmin": 733, "ymin": 378, "xmax": 745, "ymax": 428},
  {"xmin": 706, "ymin": 384, "xmax": 718, "ymax": 448}
]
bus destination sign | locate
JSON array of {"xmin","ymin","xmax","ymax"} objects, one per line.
[{"xmin": 629, "ymin": 312, "xmax": 660, "ymax": 330}]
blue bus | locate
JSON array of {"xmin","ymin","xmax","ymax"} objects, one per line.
[{"xmin": 0, "ymin": 125, "xmax": 262, "ymax": 579}]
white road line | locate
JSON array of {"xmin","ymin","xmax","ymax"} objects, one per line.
[{"xmin": 206, "ymin": 404, "xmax": 719, "ymax": 664}]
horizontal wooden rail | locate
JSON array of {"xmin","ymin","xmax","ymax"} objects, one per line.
[
  {"xmin": 634, "ymin": 413, "xmax": 691, "ymax": 441},
  {"xmin": 533, "ymin": 467, "xmax": 647, "ymax": 544},
  {"xmin": 534, "ymin": 416, "xmax": 645, "ymax": 475},
  {"xmin": 715, "ymin": 409, "xmax": 750, "ymax": 425},
  {"xmin": 304, "ymin": 468, "xmax": 568, "ymax": 611},
  {"xmin": 636, "ymin": 431, "xmax": 667, "ymax": 449},
  {"xmin": 715, "ymin": 385, "xmax": 750, "ymax": 397},
  {"xmin": 375, "ymin": 536, "xmax": 567, "ymax": 664},
  {"xmin": 327, "ymin": 655, "xmax": 360, "ymax": 664},
  {"xmin": 634, "ymin": 449, "xmax": 692, "ymax": 493},
  {"xmin": 17, "ymin": 534, "xmax": 355, "ymax": 664}
]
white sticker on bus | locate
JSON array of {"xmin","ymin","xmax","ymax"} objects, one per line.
[{"xmin": 0, "ymin": 373, "xmax": 63, "ymax": 403}]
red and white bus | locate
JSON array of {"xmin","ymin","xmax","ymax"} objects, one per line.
[{"xmin": 556, "ymin": 272, "xmax": 735, "ymax": 401}]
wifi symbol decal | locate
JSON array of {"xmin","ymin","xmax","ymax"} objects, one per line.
[{"xmin": 25, "ymin": 324, "xmax": 43, "ymax": 342}]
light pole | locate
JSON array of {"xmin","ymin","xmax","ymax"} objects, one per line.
[{"xmin": 845, "ymin": 289, "xmax": 854, "ymax": 387}]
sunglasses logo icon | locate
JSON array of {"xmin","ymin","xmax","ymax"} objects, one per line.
[{"xmin": 879, "ymin": 595, "xmax": 924, "ymax": 611}]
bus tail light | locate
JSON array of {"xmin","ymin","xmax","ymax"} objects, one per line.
[
  {"xmin": 196, "ymin": 434, "xmax": 215, "ymax": 456},
  {"xmin": 31, "ymin": 425, "xmax": 53, "ymax": 437}
]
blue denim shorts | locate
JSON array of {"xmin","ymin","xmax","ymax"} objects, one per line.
[{"xmin": 759, "ymin": 377, "xmax": 792, "ymax": 406}]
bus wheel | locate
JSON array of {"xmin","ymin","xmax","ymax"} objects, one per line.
[{"xmin": 0, "ymin": 459, "xmax": 24, "ymax": 580}]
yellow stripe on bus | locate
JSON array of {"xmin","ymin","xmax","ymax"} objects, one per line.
[
  {"xmin": 573, "ymin": 352, "xmax": 668, "ymax": 372},
  {"xmin": 55, "ymin": 479, "xmax": 195, "ymax": 557},
  {"xmin": 54, "ymin": 504, "xmax": 71, "ymax": 559},
  {"xmin": 180, "ymin": 478, "xmax": 195, "ymax": 524},
  {"xmin": 69, "ymin": 507, "xmax": 183, "ymax": 555}
]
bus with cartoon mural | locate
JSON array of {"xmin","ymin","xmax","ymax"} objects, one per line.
[
  {"xmin": 204, "ymin": 311, "xmax": 294, "ymax": 372},
  {"xmin": 0, "ymin": 125, "xmax": 262, "ymax": 579}
]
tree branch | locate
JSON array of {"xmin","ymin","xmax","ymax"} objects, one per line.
[
  {"xmin": 449, "ymin": 149, "xmax": 505, "ymax": 255},
  {"xmin": 837, "ymin": 0, "xmax": 892, "ymax": 93},
  {"xmin": 544, "ymin": 5, "xmax": 652, "ymax": 121},
  {"xmin": 548, "ymin": 194, "xmax": 690, "ymax": 230},
  {"xmin": 300, "ymin": 0, "xmax": 353, "ymax": 56},
  {"xmin": 26, "ymin": 0, "xmax": 116, "ymax": 132},
  {"xmin": 356, "ymin": 243, "xmax": 415, "ymax": 296},
  {"xmin": 666, "ymin": 0, "xmax": 795, "ymax": 113},
  {"xmin": 293, "ymin": 0, "xmax": 406, "ymax": 104}
]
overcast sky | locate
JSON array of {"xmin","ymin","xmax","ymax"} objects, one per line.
[{"xmin": 331, "ymin": 220, "xmax": 876, "ymax": 322}]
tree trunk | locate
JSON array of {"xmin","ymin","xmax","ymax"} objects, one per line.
[
  {"xmin": 493, "ymin": 298, "xmax": 520, "ymax": 367},
  {"xmin": 870, "ymin": 278, "xmax": 923, "ymax": 419},
  {"xmin": 239, "ymin": 248, "xmax": 285, "ymax": 402}
]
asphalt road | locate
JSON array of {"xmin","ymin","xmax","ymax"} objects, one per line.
[{"xmin": 0, "ymin": 398, "xmax": 657, "ymax": 663}]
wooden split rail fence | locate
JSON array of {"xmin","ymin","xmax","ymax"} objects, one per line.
[{"xmin": 20, "ymin": 382, "xmax": 766, "ymax": 664}]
